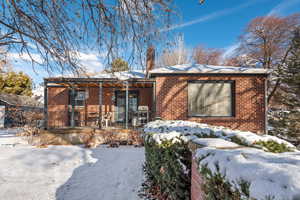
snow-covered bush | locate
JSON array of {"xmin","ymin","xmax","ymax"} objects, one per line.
[
  {"xmin": 195, "ymin": 147, "xmax": 300, "ymax": 200},
  {"xmin": 254, "ymin": 140, "xmax": 293, "ymax": 153},
  {"xmin": 144, "ymin": 120, "xmax": 299, "ymax": 200},
  {"xmin": 143, "ymin": 136, "xmax": 191, "ymax": 200},
  {"xmin": 144, "ymin": 120, "xmax": 297, "ymax": 152},
  {"xmin": 199, "ymin": 162, "xmax": 252, "ymax": 200}
]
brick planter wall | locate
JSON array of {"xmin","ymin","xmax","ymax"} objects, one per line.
[{"xmin": 191, "ymin": 156, "xmax": 206, "ymax": 200}]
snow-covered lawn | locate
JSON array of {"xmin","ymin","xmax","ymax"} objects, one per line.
[{"xmin": 0, "ymin": 129, "xmax": 145, "ymax": 200}]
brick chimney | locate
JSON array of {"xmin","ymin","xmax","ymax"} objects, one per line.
[{"xmin": 146, "ymin": 46, "xmax": 155, "ymax": 78}]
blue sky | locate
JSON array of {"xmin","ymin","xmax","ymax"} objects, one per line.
[
  {"xmin": 10, "ymin": 0, "xmax": 300, "ymax": 86},
  {"xmin": 171, "ymin": 0, "xmax": 300, "ymax": 49}
]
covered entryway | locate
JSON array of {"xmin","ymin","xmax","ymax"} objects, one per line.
[{"xmin": 44, "ymin": 77, "xmax": 156, "ymax": 129}]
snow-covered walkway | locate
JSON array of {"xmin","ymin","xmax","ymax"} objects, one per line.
[{"xmin": 0, "ymin": 129, "xmax": 145, "ymax": 200}]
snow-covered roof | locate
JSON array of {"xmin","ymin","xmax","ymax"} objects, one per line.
[
  {"xmin": 49, "ymin": 70, "xmax": 146, "ymax": 81},
  {"xmin": 47, "ymin": 64, "xmax": 269, "ymax": 81},
  {"xmin": 149, "ymin": 63, "xmax": 269, "ymax": 75},
  {"xmin": 94, "ymin": 70, "xmax": 145, "ymax": 80}
]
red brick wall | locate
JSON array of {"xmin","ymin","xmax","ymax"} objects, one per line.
[
  {"xmin": 191, "ymin": 157, "xmax": 206, "ymax": 200},
  {"xmin": 155, "ymin": 75, "xmax": 267, "ymax": 134},
  {"xmin": 48, "ymin": 87, "xmax": 69, "ymax": 127},
  {"xmin": 47, "ymin": 86, "xmax": 153, "ymax": 128}
]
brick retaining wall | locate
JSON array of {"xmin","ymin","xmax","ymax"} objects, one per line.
[{"xmin": 191, "ymin": 156, "xmax": 206, "ymax": 200}]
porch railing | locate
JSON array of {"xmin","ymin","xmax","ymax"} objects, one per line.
[{"xmin": 48, "ymin": 110, "xmax": 154, "ymax": 129}]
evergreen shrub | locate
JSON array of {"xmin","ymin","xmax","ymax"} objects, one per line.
[{"xmin": 144, "ymin": 136, "xmax": 191, "ymax": 200}]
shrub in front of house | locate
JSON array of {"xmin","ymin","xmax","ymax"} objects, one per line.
[
  {"xmin": 254, "ymin": 140, "xmax": 293, "ymax": 153},
  {"xmin": 143, "ymin": 135, "xmax": 191, "ymax": 200},
  {"xmin": 143, "ymin": 120, "xmax": 298, "ymax": 200},
  {"xmin": 195, "ymin": 146, "xmax": 300, "ymax": 200}
]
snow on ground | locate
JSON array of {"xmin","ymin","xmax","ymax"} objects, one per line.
[
  {"xmin": 144, "ymin": 120, "xmax": 296, "ymax": 150},
  {"xmin": 0, "ymin": 129, "xmax": 145, "ymax": 200},
  {"xmin": 195, "ymin": 147, "xmax": 300, "ymax": 200},
  {"xmin": 0, "ymin": 128, "xmax": 27, "ymax": 147},
  {"xmin": 144, "ymin": 120, "xmax": 300, "ymax": 200},
  {"xmin": 192, "ymin": 138, "xmax": 240, "ymax": 148}
]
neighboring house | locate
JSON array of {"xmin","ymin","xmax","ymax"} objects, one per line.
[
  {"xmin": 0, "ymin": 93, "xmax": 43, "ymax": 127},
  {"xmin": 44, "ymin": 63, "xmax": 269, "ymax": 134}
]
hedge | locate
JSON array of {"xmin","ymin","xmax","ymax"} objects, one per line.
[
  {"xmin": 144, "ymin": 136, "xmax": 191, "ymax": 200},
  {"xmin": 143, "ymin": 120, "xmax": 297, "ymax": 200}
]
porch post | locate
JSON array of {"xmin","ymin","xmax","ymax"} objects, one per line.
[
  {"xmin": 152, "ymin": 81, "xmax": 156, "ymax": 120},
  {"xmin": 98, "ymin": 82, "xmax": 103, "ymax": 129},
  {"xmin": 125, "ymin": 81, "xmax": 129, "ymax": 129},
  {"xmin": 43, "ymin": 80, "xmax": 48, "ymax": 130},
  {"xmin": 70, "ymin": 86, "xmax": 75, "ymax": 128}
]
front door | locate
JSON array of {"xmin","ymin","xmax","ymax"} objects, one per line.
[{"xmin": 115, "ymin": 91, "xmax": 138, "ymax": 123}]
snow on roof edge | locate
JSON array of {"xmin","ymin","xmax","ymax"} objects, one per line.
[
  {"xmin": 46, "ymin": 70, "xmax": 147, "ymax": 80},
  {"xmin": 149, "ymin": 64, "xmax": 270, "ymax": 75}
]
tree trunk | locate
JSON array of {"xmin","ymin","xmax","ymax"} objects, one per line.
[{"xmin": 267, "ymin": 79, "xmax": 281, "ymax": 104}]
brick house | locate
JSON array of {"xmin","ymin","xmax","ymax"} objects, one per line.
[{"xmin": 44, "ymin": 64, "xmax": 269, "ymax": 133}]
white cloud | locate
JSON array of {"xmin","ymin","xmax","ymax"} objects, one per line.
[
  {"xmin": 267, "ymin": 0, "xmax": 300, "ymax": 16},
  {"xmin": 8, "ymin": 52, "xmax": 43, "ymax": 63},
  {"xmin": 8, "ymin": 50, "xmax": 105, "ymax": 73},
  {"xmin": 76, "ymin": 51, "xmax": 105, "ymax": 73},
  {"xmin": 7, "ymin": 50, "xmax": 105, "ymax": 84},
  {"xmin": 26, "ymin": 42, "xmax": 37, "ymax": 50},
  {"xmin": 161, "ymin": 1, "xmax": 259, "ymax": 32}
]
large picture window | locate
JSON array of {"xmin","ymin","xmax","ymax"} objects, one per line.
[{"xmin": 188, "ymin": 80, "xmax": 234, "ymax": 117}]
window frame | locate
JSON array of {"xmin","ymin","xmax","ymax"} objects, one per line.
[
  {"xmin": 187, "ymin": 80, "xmax": 236, "ymax": 118},
  {"xmin": 69, "ymin": 89, "xmax": 86, "ymax": 107}
]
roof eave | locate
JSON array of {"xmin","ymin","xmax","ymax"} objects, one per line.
[
  {"xmin": 149, "ymin": 72, "xmax": 270, "ymax": 77},
  {"xmin": 44, "ymin": 77, "xmax": 156, "ymax": 83}
]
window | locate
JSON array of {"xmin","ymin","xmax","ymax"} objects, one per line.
[
  {"xmin": 188, "ymin": 81, "xmax": 234, "ymax": 117},
  {"xmin": 69, "ymin": 90, "xmax": 85, "ymax": 106}
]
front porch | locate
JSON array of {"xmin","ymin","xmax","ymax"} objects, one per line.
[{"xmin": 44, "ymin": 77, "xmax": 156, "ymax": 130}]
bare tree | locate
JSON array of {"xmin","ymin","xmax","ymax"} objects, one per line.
[
  {"xmin": 158, "ymin": 34, "xmax": 190, "ymax": 67},
  {"xmin": 193, "ymin": 45, "xmax": 223, "ymax": 65},
  {"xmin": 222, "ymin": 54, "xmax": 258, "ymax": 67},
  {"xmin": 0, "ymin": 47, "xmax": 12, "ymax": 72},
  {"xmin": 158, "ymin": 49, "xmax": 190, "ymax": 67},
  {"xmin": 222, "ymin": 55, "xmax": 242, "ymax": 67},
  {"xmin": 0, "ymin": 0, "xmax": 179, "ymax": 73},
  {"xmin": 238, "ymin": 14, "xmax": 300, "ymax": 103}
]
